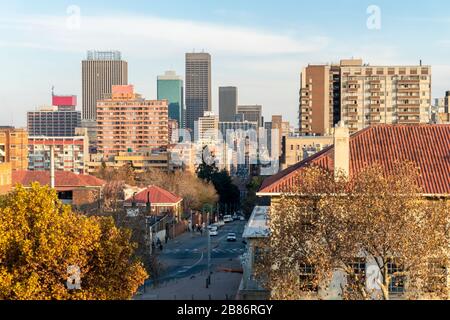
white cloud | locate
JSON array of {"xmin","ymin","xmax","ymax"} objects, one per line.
[{"xmin": 0, "ymin": 14, "xmax": 329, "ymax": 57}]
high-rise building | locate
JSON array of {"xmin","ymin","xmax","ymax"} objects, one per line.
[
  {"xmin": 0, "ymin": 127, "xmax": 28, "ymax": 171},
  {"xmin": 299, "ymin": 59, "xmax": 432, "ymax": 135},
  {"xmin": 185, "ymin": 52, "xmax": 211, "ymax": 133},
  {"xmin": 28, "ymin": 93, "xmax": 81, "ymax": 137},
  {"xmin": 157, "ymin": 71, "xmax": 184, "ymax": 128},
  {"xmin": 197, "ymin": 112, "xmax": 219, "ymax": 146},
  {"xmin": 219, "ymin": 87, "xmax": 238, "ymax": 122},
  {"xmin": 82, "ymin": 50, "xmax": 128, "ymax": 121},
  {"xmin": 28, "ymin": 128, "xmax": 89, "ymax": 174},
  {"xmin": 237, "ymin": 105, "xmax": 263, "ymax": 128},
  {"xmin": 97, "ymin": 85, "xmax": 168, "ymax": 158}
]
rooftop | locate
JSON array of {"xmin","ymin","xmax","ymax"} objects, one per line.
[
  {"xmin": 124, "ymin": 185, "xmax": 182, "ymax": 205},
  {"xmin": 259, "ymin": 124, "xmax": 450, "ymax": 196},
  {"xmin": 242, "ymin": 206, "xmax": 270, "ymax": 239},
  {"xmin": 12, "ymin": 171, "xmax": 105, "ymax": 190}
]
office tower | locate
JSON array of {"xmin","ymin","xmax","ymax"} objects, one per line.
[
  {"xmin": 197, "ymin": 112, "xmax": 219, "ymax": 146},
  {"xmin": 82, "ymin": 50, "xmax": 128, "ymax": 121},
  {"xmin": 97, "ymin": 85, "xmax": 168, "ymax": 158},
  {"xmin": 0, "ymin": 127, "xmax": 28, "ymax": 171},
  {"xmin": 237, "ymin": 105, "xmax": 263, "ymax": 128},
  {"xmin": 157, "ymin": 71, "xmax": 184, "ymax": 128},
  {"xmin": 299, "ymin": 59, "xmax": 432, "ymax": 135},
  {"xmin": 28, "ymin": 93, "xmax": 81, "ymax": 137},
  {"xmin": 28, "ymin": 129, "xmax": 89, "ymax": 174},
  {"xmin": 219, "ymin": 87, "xmax": 238, "ymax": 122},
  {"xmin": 185, "ymin": 52, "xmax": 211, "ymax": 133}
]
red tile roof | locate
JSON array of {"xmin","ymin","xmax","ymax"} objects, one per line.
[
  {"xmin": 12, "ymin": 171, "xmax": 105, "ymax": 189},
  {"xmin": 259, "ymin": 125, "xmax": 450, "ymax": 196},
  {"xmin": 124, "ymin": 185, "xmax": 182, "ymax": 205}
]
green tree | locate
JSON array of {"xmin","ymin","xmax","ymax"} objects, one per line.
[{"xmin": 0, "ymin": 183, "xmax": 148, "ymax": 300}]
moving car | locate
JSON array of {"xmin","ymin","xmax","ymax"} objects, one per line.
[
  {"xmin": 223, "ymin": 215, "xmax": 233, "ymax": 223},
  {"xmin": 239, "ymin": 216, "xmax": 246, "ymax": 221},
  {"xmin": 209, "ymin": 230, "xmax": 219, "ymax": 236},
  {"xmin": 207, "ymin": 225, "xmax": 218, "ymax": 232},
  {"xmin": 227, "ymin": 232, "xmax": 237, "ymax": 242}
]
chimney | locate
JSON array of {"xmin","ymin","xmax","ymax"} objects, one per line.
[
  {"xmin": 50, "ymin": 144, "xmax": 55, "ymax": 188},
  {"xmin": 333, "ymin": 122, "xmax": 350, "ymax": 178}
]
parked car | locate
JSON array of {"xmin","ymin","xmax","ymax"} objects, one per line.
[
  {"xmin": 232, "ymin": 214, "xmax": 239, "ymax": 221},
  {"xmin": 227, "ymin": 232, "xmax": 237, "ymax": 242},
  {"xmin": 223, "ymin": 215, "xmax": 233, "ymax": 223},
  {"xmin": 216, "ymin": 220, "xmax": 225, "ymax": 227},
  {"xmin": 209, "ymin": 230, "xmax": 219, "ymax": 236},
  {"xmin": 239, "ymin": 216, "xmax": 246, "ymax": 221}
]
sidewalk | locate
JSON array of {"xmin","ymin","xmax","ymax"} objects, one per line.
[{"xmin": 136, "ymin": 270, "xmax": 242, "ymax": 300}]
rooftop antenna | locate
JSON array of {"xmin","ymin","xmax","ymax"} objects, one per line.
[{"xmin": 51, "ymin": 85, "xmax": 55, "ymax": 97}]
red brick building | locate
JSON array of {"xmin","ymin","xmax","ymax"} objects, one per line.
[{"xmin": 12, "ymin": 170, "xmax": 105, "ymax": 207}]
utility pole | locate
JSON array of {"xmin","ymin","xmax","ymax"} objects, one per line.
[{"xmin": 207, "ymin": 228, "xmax": 211, "ymax": 288}]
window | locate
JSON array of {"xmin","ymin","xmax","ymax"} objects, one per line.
[
  {"xmin": 427, "ymin": 259, "xmax": 448, "ymax": 294},
  {"xmin": 299, "ymin": 263, "xmax": 318, "ymax": 292},
  {"xmin": 388, "ymin": 259, "xmax": 405, "ymax": 294},
  {"xmin": 347, "ymin": 258, "xmax": 366, "ymax": 286}
]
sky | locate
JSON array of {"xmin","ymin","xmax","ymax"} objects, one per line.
[{"xmin": 1, "ymin": 0, "xmax": 450, "ymax": 127}]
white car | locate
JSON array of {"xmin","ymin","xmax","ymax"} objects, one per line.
[
  {"xmin": 239, "ymin": 216, "xmax": 246, "ymax": 221},
  {"xmin": 227, "ymin": 232, "xmax": 237, "ymax": 242},
  {"xmin": 223, "ymin": 215, "xmax": 233, "ymax": 223},
  {"xmin": 209, "ymin": 230, "xmax": 219, "ymax": 236},
  {"xmin": 207, "ymin": 225, "xmax": 218, "ymax": 232}
]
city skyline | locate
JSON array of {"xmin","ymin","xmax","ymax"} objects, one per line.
[{"xmin": 2, "ymin": 0, "xmax": 450, "ymax": 127}]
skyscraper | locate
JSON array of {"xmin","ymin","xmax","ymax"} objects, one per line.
[
  {"xmin": 185, "ymin": 52, "xmax": 211, "ymax": 134},
  {"xmin": 82, "ymin": 50, "xmax": 128, "ymax": 121},
  {"xmin": 157, "ymin": 71, "xmax": 184, "ymax": 128},
  {"xmin": 219, "ymin": 86, "xmax": 238, "ymax": 122},
  {"xmin": 237, "ymin": 105, "xmax": 263, "ymax": 128}
]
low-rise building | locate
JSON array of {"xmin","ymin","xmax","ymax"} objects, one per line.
[
  {"xmin": 12, "ymin": 170, "xmax": 104, "ymax": 208},
  {"xmin": 238, "ymin": 206, "xmax": 271, "ymax": 300},
  {"xmin": 124, "ymin": 185, "xmax": 183, "ymax": 220},
  {"xmin": 255, "ymin": 124, "xmax": 450, "ymax": 299}
]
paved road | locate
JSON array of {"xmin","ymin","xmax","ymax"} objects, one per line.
[{"xmin": 145, "ymin": 220, "xmax": 246, "ymax": 286}]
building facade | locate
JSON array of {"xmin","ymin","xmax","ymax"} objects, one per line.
[
  {"xmin": 27, "ymin": 105, "xmax": 81, "ymax": 137},
  {"xmin": 157, "ymin": 71, "xmax": 184, "ymax": 128},
  {"xmin": 219, "ymin": 86, "xmax": 238, "ymax": 122},
  {"xmin": 185, "ymin": 52, "xmax": 211, "ymax": 133},
  {"xmin": 96, "ymin": 85, "xmax": 168, "ymax": 157},
  {"xmin": 237, "ymin": 105, "xmax": 263, "ymax": 128},
  {"xmin": 0, "ymin": 127, "xmax": 28, "ymax": 171},
  {"xmin": 82, "ymin": 50, "xmax": 128, "ymax": 120},
  {"xmin": 283, "ymin": 135, "xmax": 333, "ymax": 169},
  {"xmin": 300, "ymin": 59, "xmax": 432, "ymax": 135},
  {"xmin": 28, "ymin": 130, "xmax": 89, "ymax": 174},
  {"xmin": 197, "ymin": 112, "xmax": 219, "ymax": 146}
]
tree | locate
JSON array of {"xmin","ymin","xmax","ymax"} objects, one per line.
[
  {"xmin": 242, "ymin": 176, "xmax": 265, "ymax": 217},
  {"xmin": 196, "ymin": 157, "xmax": 240, "ymax": 209},
  {"xmin": 0, "ymin": 183, "xmax": 148, "ymax": 300},
  {"xmin": 256, "ymin": 163, "xmax": 450, "ymax": 300}
]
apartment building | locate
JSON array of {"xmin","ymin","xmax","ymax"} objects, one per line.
[
  {"xmin": 0, "ymin": 127, "xmax": 28, "ymax": 171},
  {"xmin": 28, "ymin": 129, "xmax": 89, "ymax": 174},
  {"xmin": 96, "ymin": 85, "xmax": 169, "ymax": 158},
  {"xmin": 197, "ymin": 112, "xmax": 219, "ymax": 146},
  {"xmin": 300, "ymin": 59, "xmax": 432, "ymax": 135},
  {"xmin": 283, "ymin": 135, "xmax": 333, "ymax": 169}
]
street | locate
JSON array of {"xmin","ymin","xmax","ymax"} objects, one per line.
[{"xmin": 136, "ymin": 220, "xmax": 247, "ymax": 300}]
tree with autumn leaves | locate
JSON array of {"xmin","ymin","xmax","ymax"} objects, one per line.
[
  {"xmin": 255, "ymin": 162, "xmax": 450, "ymax": 300},
  {"xmin": 0, "ymin": 183, "xmax": 148, "ymax": 300}
]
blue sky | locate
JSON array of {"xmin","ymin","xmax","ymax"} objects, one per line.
[{"xmin": 1, "ymin": 0, "xmax": 450, "ymax": 127}]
